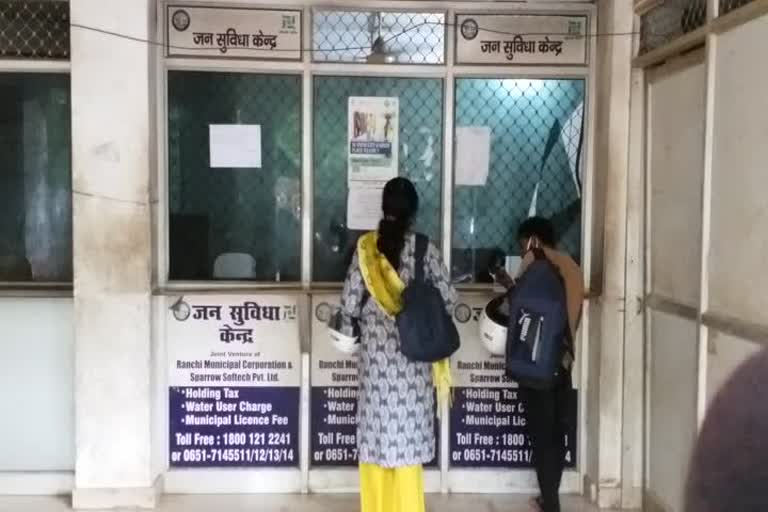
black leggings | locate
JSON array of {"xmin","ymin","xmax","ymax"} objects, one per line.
[{"xmin": 520, "ymin": 371, "xmax": 572, "ymax": 512}]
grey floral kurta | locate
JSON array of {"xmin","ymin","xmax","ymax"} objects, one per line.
[{"xmin": 340, "ymin": 233, "xmax": 458, "ymax": 468}]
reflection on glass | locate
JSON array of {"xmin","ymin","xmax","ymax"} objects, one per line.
[
  {"xmin": 0, "ymin": 74, "xmax": 72, "ymax": 282},
  {"xmin": 452, "ymin": 78, "xmax": 585, "ymax": 284},
  {"xmin": 312, "ymin": 76, "xmax": 444, "ymax": 282},
  {"xmin": 167, "ymin": 72, "xmax": 302, "ymax": 281}
]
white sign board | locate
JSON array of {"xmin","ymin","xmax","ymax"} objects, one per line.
[
  {"xmin": 167, "ymin": 6, "xmax": 302, "ymax": 60},
  {"xmin": 455, "ymin": 14, "xmax": 588, "ymax": 65},
  {"xmin": 348, "ymin": 97, "xmax": 399, "ymax": 183},
  {"xmin": 167, "ymin": 295, "xmax": 301, "ymax": 468},
  {"xmin": 209, "ymin": 124, "xmax": 262, "ymax": 168}
]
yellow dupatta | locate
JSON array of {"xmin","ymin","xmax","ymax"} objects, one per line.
[{"xmin": 357, "ymin": 232, "xmax": 452, "ymax": 416}]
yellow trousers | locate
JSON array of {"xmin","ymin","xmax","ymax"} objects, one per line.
[{"xmin": 359, "ymin": 463, "xmax": 425, "ymax": 512}]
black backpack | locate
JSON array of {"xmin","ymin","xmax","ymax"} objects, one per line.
[
  {"xmin": 504, "ymin": 249, "xmax": 573, "ymax": 390},
  {"xmin": 396, "ymin": 234, "xmax": 461, "ymax": 362}
]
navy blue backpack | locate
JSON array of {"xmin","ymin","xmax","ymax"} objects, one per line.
[
  {"xmin": 397, "ymin": 234, "xmax": 460, "ymax": 362},
  {"xmin": 505, "ymin": 249, "xmax": 572, "ymax": 390}
]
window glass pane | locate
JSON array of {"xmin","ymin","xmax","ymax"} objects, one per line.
[
  {"xmin": 452, "ymin": 78, "xmax": 585, "ymax": 284},
  {"xmin": 313, "ymin": 76, "xmax": 443, "ymax": 282},
  {"xmin": 168, "ymin": 72, "xmax": 302, "ymax": 282},
  {"xmin": 0, "ymin": 73, "xmax": 71, "ymax": 282},
  {"xmin": 313, "ymin": 10, "xmax": 445, "ymax": 64}
]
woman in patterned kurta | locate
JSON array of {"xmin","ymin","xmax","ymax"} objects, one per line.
[{"xmin": 340, "ymin": 178, "xmax": 457, "ymax": 512}]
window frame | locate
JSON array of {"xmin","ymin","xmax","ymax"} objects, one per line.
[
  {"xmin": 155, "ymin": 0, "xmax": 597, "ymax": 296},
  {"xmin": 450, "ymin": 75, "xmax": 589, "ymax": 287}
]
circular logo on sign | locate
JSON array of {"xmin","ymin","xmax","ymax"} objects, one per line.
[
  {"xmin": 172, "ymin": 9, "xmax": 191, "ymax": 32},
  {"xmin": 460, "ymin": 18, "xmax": 479, "ymax": 41},
  {"xmin": 316, "ymin": 302, "xmax": 333, "ymax": 323},
  {"xmin": 169, "ymin": 297, "xmax": 191, "ymax": 322},
  {"xmin": 455, "ymin": 303, "xmax": 472, "ymax": 324}
]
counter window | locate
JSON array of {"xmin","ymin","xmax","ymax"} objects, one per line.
[
  {"xmin": 312, "ymin": 76, "xmax": 444, "ymax": 282},
  {"xmin": 0, "ymin": 73, "xmax": 72, "ymax": 282},
  {"xmin": 451, "ymin": 78, "xmax": 585, "ymax": 284},
  {"xmin": 167, "ymin": 72, "xmax": 302, "ymax": 282}
]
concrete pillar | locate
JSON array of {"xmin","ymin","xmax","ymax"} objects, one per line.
[
  {"xmin": 588, "ymin": 1, "xmax": 636, "ymax": 509},
  {"xmin": 70, "ymin": 0, "xmax": 158, "ymax": 508}
]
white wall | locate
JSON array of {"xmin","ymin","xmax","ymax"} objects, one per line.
[
  {"xmin": 643, "ymin": 54, "xmax": 706, "ymax": 512},
  {"xmin": 707, "ymin": 13, "xmax": 768, "ymax": 324},
  {"xmin": 648, "ymin": 60, "xmax": 706, "ymax": 308},
  {"xmin": 0, "ymin": 298, "xmax": 74, "ymax": 471},
  {"xmin": 706, "ymin": 330, "xmax": 763, "ymax": 406},
  {"xmin": 647, "ymin": 311, "xmax": 698, "ymax": 512},
  {"xmin": 702, "ymin": 9, "xmax": 768, "ymax": 408},
  {"xmin": 639, "ymin": 7, "xmax": 768, "ymax": 512}
]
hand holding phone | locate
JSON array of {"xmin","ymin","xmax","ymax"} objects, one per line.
[{"xmin": 490, "ymin": 267, "xmax": 515, "ymax": 290}]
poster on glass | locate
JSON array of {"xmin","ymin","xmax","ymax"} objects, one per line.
[{"xmin": 347, "ymin": 97, "xmax": 399, "ymax": 183}]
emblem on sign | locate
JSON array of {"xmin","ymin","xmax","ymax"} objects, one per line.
[
  {"xmin": 454, "ymin": 303, "xmax": 472, "ymax": 324},
  {"xmin": 460, "ymin": 18, "xmax": 479, "ymax": 40},
  {"xmin": 316, "ymin": 302, "xmax": 333, "ymax": 323},
  {"xmin": 171, "ymin": 9, "xmax": 190, "ymax": 32},
  {"xmin": 169, "ymin": 297, "xmax": 191, "ymax": 322}
]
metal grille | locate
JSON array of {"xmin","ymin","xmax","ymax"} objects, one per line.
[
  {"xmin": 720, "ymin": 0, "xmax": 757, "ymax": 15},
  {"xmin": 312, "ymin": 9, "xmax": 445, "ymax": 64},
  {"xmin": 640, "ymin": 0, "xmax": 707, "ymax": 54},
  {"xmin": 0, "ymin": 1, "xmax": 70, "ymax": 59},
  {"xmin": 167, "ymin": 72, "xmax": 302, "ymax": 282},
  {"xmin": 452, "ymin": 79, "xmax": 584, "ymax": 284},
  {"xmin": 313, "ymin": 76, "xmax": 444, "ymax": 282}
]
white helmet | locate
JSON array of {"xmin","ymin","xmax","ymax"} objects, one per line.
[
  {"xmin": 327, "ymin": 309, "xmax": 361, "ymax": 355},
  {"xmin": 479, "ymin": 296, "xmax": 510, "ymax": 356}
]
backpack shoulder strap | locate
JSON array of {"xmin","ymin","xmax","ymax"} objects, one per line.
[{"xmin": 414, "ymin": 233, "xmax": 428, "ymax": 284}]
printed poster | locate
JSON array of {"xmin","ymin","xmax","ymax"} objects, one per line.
[
  {"xmin": 347, "ymin": 97, "xmax": 399, "ymax": 183},
  {"xmin": 167, "ymin": 295, "xmax": 301, "ymax": 468}
]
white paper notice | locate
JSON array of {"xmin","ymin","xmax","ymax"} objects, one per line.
[
  {"xmin": 209, "ymin": 124, "xmax": 262, "ymax": 168},
  {"xmin": 455, "ymin": 126, "xmax": 491, "ymax": 186},
  {"xmin": 347, "ymin": 183, "xmax": 384, "ymax": 231}
]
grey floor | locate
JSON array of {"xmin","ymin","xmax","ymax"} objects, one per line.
[{"xmin": 0, "ymin": 494, "xmax": 602, "ymax": 512}]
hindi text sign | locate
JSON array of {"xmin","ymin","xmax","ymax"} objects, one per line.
[
  {"xmin": 455, "ymin": 14, "xmax": 588, "ymax": 66},
  {"xmin": 167, "ymin": 295, "xmax": 301, "ymax": 468},
  {"xmin": 167, "ymin": 6, "xmax": 302, "ymax": 60}
]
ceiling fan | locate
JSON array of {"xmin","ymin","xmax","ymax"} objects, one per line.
[{"xmin": 356, "ymin": 12, "xmax": 406, "ymax": 64}]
